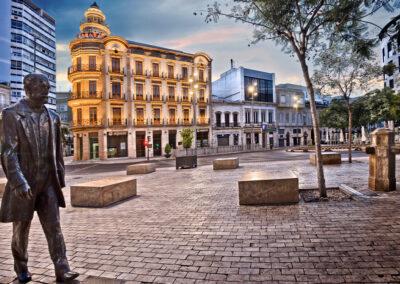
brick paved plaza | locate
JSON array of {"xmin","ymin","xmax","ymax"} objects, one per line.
[{"xmin": 1, "ymin": 156, "xmax": 400, "ymax": 283}]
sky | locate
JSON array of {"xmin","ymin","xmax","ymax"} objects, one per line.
[{"xmin": 17, "ymin": 0, "xmax": 400, "ymax": 92}]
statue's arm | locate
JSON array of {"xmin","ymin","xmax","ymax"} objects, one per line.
[
  {"xmin": 1, "ymin": 109, "xmax": 29, "ymax": 190},
  {"xmin": 55, "ymin": 114, "xmax": 65, "ymax": 188}
]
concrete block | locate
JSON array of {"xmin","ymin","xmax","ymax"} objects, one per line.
[
  {"xmin": 310, "ymin": 152, "xmax": 341, "ymax": 165},
  {"xmin": 213, "ymin": 157, "xmax": 239, "ymax": 170},
  {"xmin": 127, "ymin": 163, "xmax": 156, "ymax": 175},
  {"xmin": 71, "ymin": 176, "xmax": 137, "ymax": 207},
  {"xmin": 0, "ymin": 178, "xmax": 6, "ymax": 198},
  {"xmin": 238, "ymin": 171, "xmax": 299, "ymax": 205}
]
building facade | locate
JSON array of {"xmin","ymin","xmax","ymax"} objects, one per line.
[
  {"xmin": 0, "ymin": 83, "xmax": 11, "ymax": 112},
  {"xmin": 380, "ymin": 14, "xmax": 400, "ymax": 92},
  {"xmin": 9, "ymin": 0, "xmax": 56, "ymax": 107},
  {"xmin": 56, "ymin": 92, "xmax": 73, "ymax": 156},
  {"xmin": 276, "ymin": 84, "xmax": 313, "ymax": 147},
  {"xmin": 0, "ymin": 0, "xmax": 11, "ymax": 84},
  {"xmin": 212, "ymin": 67, "xmax": 277, "ymax": 148},
  {"xmin": 68, "ymin": 3, "xmax": 212, "ymax": 160}
]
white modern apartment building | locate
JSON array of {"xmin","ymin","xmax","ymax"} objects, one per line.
[
  {"xmin": 212, "ymin": 67, "xmax": 277, "ymax": 148},
  {"xmin": 9, "ymin": 0, "xmax": 56, "ymax": 107},
  {"xmin": 380, "ymin": 14, "xmax": 400, "ymax": 92}
]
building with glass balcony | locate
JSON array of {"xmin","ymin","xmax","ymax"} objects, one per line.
[
  {"xmin": 211, "ymin": 66, "xmax": 276, "ymax": 148},
  {"xmin": 9, "ymin": 0, "xmax": 56, "ymax": 107},
  {"xmin": 68, "ymin": 2, "xmax": 212, "ymax": 160}
]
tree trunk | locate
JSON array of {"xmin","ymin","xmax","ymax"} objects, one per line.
[
  {"xmin": 347, "ymin": 104, "xmax": 352, "ymax": 163},
  {"xmin": 298, "ymin": 55, "xmax": 327, "ymax": 198}
]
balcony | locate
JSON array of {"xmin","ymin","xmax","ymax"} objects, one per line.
[
  {"xmin": 71, "ymin": 119, "xmax": 104, "ymax": 129},
  {"xmin": 109, "ymin": 93, "xmax": 126, "ymax": 100},
  {"xmin": 108, "ymin": 67, "xmax": 125, "ymax": 75},
  {"xmin": 181, "ymin": 96, "xmax": 192, "ymax": 103},
  {"xmin": 198, "ymin": 97, "xmax": 209, "ymax": 104},
  {"xmin": 197, "ymin": 118, "xmax": 210, "ymax": 126},
  {"xmin": 107, "ymin": 119, "xmax": 127, "ymax": 128},
  {"xmin": 151, "ymin": 95, "xmax": 162, "ymax": 102},
  {"xmin": 134, "ymin": 118, "xmax": 146, "ymax": 127},
  {"xmin": 68, "ymin": 64, "xmax": 102, "ymax": 76},
  {"xmin": 182, "ymin": 118, "xmax": 193, "ymax": 126},
  {"xmin": 134, "ymin": 94, "xmax": 145, "ymax": 101},
  {"xmin": 151, "ymin": 118, "xmax": 162, "ymax": 126},
  {"xmin": 152, "ymin": 70, "xmax": 160, "ymax": 78},
  {"xmin": 133, "ymin": 69, "xmax": 144, "ymax": 76},
  {"xmin": 69, "ymin": 91, "xmax": 102, "ymax": 100},
  {"xmin": 168, "ymin": 118, "xmax": 177, "ymax": 126},
  {"xmin": 214, "ymin": 122, "xmax": 240, "ymax": 129}
]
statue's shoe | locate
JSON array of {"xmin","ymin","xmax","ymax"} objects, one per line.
[
  {"xmin": 56, "ymin": 271, "xmax": 79, "ymax": 282},
  {"xmin": 17, "ymin": 271, "xmax": 32, "ymax": 283}
]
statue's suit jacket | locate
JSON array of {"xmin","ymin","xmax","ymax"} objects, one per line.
[{"xmin": 0, "ymin": 100, "xmax": 66, "ymax": 223}]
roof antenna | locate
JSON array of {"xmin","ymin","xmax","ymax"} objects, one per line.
[{"xmin": 230, "ymin": 59, "xmax": 234, "ymax": 69}]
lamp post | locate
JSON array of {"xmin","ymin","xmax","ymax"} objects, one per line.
[
  {"xmin": 293, "ymin": 95, "xmax": 299, "ymax": 146},
  {"xmin": 247, "ymin": 81, "xmax": 258, "ymax": 146}
]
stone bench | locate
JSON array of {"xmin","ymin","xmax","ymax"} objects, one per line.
[
  {"xmin": 127, "ymin": 163, "xmax": 156, "ymax": 175},
  {"xmin": 0, "ymin": 178, "xmax": 7, "ymax": 198},
  {"xmin": 238, "ymin": 171, "xmax": 299, "ymax": 205},
  {"xmin": 213, "ymin": 157, "xmax": 239, "ymax": 170},
  {"xmin": 71, "ymin": 176, "xmax": 137, "ymax": 207},
  {"xmin": 310, "ymin": 152, "xmax": 341, "ymax": 165}
]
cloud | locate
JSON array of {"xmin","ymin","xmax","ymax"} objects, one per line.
[
  {"xmin": 160, "ymin": 26, "xmax": 249, "ymax": 50},
  {"xmin": 56, "ymin": 43, "xmax": 69, "ymax": 52}
]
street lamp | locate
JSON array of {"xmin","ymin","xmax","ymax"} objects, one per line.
[
  {"xmin": 293, "ymin": 95, "xmax": 299, "ymax": 146},
  {"xmin": 247, "ymin": 81, "xmax": 258, "ymax": 146}
]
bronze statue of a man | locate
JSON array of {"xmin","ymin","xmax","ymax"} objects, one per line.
[{"xmin": 0, "ymin": 74, "xmax": 79, "ymax": 283}]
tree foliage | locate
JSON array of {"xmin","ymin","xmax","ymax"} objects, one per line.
[
  {"xmin": 181, "ymin": 129, "xmax": 194, "ymax": 149},
  {"xmin": 364, "ymin": 88, "xmax": 400, "ymax": 124},
  {"xmin": 319, "ymin": 99, "xmax": 348, "ymax": 129}
]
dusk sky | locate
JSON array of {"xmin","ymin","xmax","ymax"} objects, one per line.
[{"xmin": 29, "ymin": 0, "xmax": 398, "ymax": 92}]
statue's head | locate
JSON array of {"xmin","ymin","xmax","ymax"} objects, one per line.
[{"xmin": 23, "ymin": 74, "xmax": 50, "ymax": 107}]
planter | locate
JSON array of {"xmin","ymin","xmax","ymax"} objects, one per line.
[
  {"xmin": 176, "ymin": 155, "xmax": 197, "ymax": 169},
  {"xmin": 165, "ymin": 153, "xmax": 171, "ymax": 158}
]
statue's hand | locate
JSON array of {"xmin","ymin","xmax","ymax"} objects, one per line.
[{"xmin": 14, "ymin": 184, "xmax": 33, "ymax": 200}]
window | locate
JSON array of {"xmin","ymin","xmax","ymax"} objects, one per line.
[
  {"xmin": 152, "ymin": 85, "xmax": 160, "ymax": 99},
  {"xmin": 76, "ymin": 82, "xmax": 81, "ymax": 96},
  {"xmin": 169, "ymin": 109, "xmax": 176, "ymax": 124},
  {"xmin": 285, "ymin": 113, "xmax": 289, "ymax": 123},
  {"xmin": 244, "ymin": 76, "xmax": 273, "ymax": 103},
  {"xmin": 182, "ymin": 66, "xmax": 188, "ymax": 79},
  {"xmin": 253, "ymin": 111, "xmax": 258, "ymax": 123},
  {"xmin": 112, "ymin": 108, "xmax": 122, "ymax": 125},
  {"xmin": 382, "ymin": 48, "xmax": 385, "ymax": 62},
  {"xmin": 216, "ymin": 112, "xmax": 221, "ymax": 127},
  {"xmin": 111, "ymin": 58, "xmax": 120, "ymax": 72},
  {"xmin": 245, "ymin": 110, "xmax": 251, "ymax": 124},
  {"xmin": 76, "ymin": 57, "xmax": 82, "ymax": 70},
  {"xmin": 389, "ymin": 79, "xmax": 394, "ymax": 89},
  {"xmin": 77, "ymin": 108, "xmax": 82, "ymax": 124},
  {"xmin": 233, "ymin": 113, "xmax": 238, "ymax": 127},
  {"xmin": 11, "ymin": 60, "xmax": 22, "ymax": 70},
  {"xmin": 182, "ymin": 87, "xmax": 189, "ymax": 100},
  {"xmin": 183, "ymin": 109, "xmax": 190, "ymax": 122},
  {"xmin": 153, "ymin": 108, "xmax": 161, "ymax": 124},
  {"xmin": 89, "ymin": 80, "xmax": 97, "ymax": 95},
  {"xmin": 261, "ymin": 110, "xmax": 266, "ymax": 122},
  {"xmin": 89, "ymin": 107, "xmax": 97, "ymax": 124},
  {"xmin": 168, "ymin": 65, "xmax": 174, "ymax": 79},
  {"xmin": 199, "ymin": 89, "xmax": 205, "ymax": 101},
  {"xmin": 152, "ymin": 63, "xmax": 159, "ymax": 77},
  {"xmin": 136, "ymin": 108, "xmax": 144, "ymax": 124},
  {"xmin": 136, "ymin": 83, "xmax": 143, "ymax": 98},
  {"xmin": 225, "ymin": 112, "xmax": 230, "ymax": 126},
  {"xmin": 200, "ymin": 109, "xmax": 206, "ymax": 124},
  {"xmin": 199, "ymin": 69, "xmax": 204, "ymax": 81},
  {"xmin": 388, "ymin": 42, "xmax": 392, "ymax": 53},
  {"xmin": 281, "ymin": 95, "xmax": 286, "ymax": 103},
  {"xmin": 268, "ymin": 111, "xmax": 274, "ymax": 123},
  {"xmin": 89, "ymin": 56, "xmax": 96, "ymax": 70},
  {"xmin": 168, "ymin": 86, "xmax": 175, "ymax": 99},
  {"xmin": 135, "ymin": 61, "xmax": 143, "ymax": 75},
  {"xmin": 112, "ymin": 82, "xmax": 121, "ymax": 97}
]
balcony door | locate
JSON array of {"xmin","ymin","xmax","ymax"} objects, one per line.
[
  {"xmin": 112, "ymin": 107, "xmax": 122, "ymax": 126},
  {"xmin": 111, "ymin": 57, "xmax": 120, "ymax": 72}
]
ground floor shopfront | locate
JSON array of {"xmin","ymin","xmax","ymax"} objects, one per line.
[
  {"xmin": 73, "ymin": 126, "xmax": 211, "ymax": 161},
  {"xmin": 212, "ymin": 128, "xmax": 276, "ymax": 149}
]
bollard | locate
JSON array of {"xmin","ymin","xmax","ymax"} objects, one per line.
[{"xmin": 365, "ymin": 128, "xmax": 398, "ymax": 191}]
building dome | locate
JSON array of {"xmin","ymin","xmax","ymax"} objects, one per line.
[{"xmin": 78, "ymin": 2, "xmax": 110, "ymax": 39}]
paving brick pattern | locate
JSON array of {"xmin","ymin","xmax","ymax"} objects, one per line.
[{"xmin": 1, "ymin": 158, "xmax": 400, "ymax": 283}]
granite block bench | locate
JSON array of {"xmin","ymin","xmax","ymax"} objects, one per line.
[
  {"xmin": 310, "ymin": 152, "xmax": 341, "ymax": 165},
  {"xmin": 238, "ymin": 171, "xmax": 299, "ymax": 205},
  {"xmin": 0, "ymin": 178, "xmax": 6, "ymax": 198},
  {"xmin": 213, "ymin": 157, "xmax": 239, "ymax": 170},
  {"xmin": 127, "ymin": 163, "xmax": 156, "ymax": 175},
  {"xmin": 71, "ymin": 176, "xmax": 137, "ymax": 207}
]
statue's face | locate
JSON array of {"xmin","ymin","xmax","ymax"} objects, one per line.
[{"xmin": 24, "ymin": 75, "xmax": 50, "ymax": 106}]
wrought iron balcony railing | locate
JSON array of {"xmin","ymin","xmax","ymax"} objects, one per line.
[
  {"xmin": 69, "ymin": 91, "xmax": 102, "ymax": 100},
  {"xmin": 68, "ymin": 64, "xmax": 102, "ymax": 74}
]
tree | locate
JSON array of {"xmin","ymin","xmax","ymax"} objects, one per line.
[
  {"xmin": 202, "ymin": 0, "xmax": 396, "ymax": 197},
  {"xmin": 313, "ymin": 42, "xmax": 381, "ymax": 163},
  {"xmin": 365, "ymin": 88, "xmax": 400, "ymax": 125},
  {"xmin": 181, "ymin": 128, "xmax": 194, "ymax": 155},
  {"xmin": 319, "ymin": 99, "xmax": 348, "ymax": 130}
]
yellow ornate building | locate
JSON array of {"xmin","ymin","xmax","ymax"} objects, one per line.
[{"xmin": 68, "ymin": 2, "xmax": 212, "ymax": 160}]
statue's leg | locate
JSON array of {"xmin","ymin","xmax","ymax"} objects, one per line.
[
  {"xmin": 12, "ymin": 220, "xmax": 32, "ymax": 275},
  {"xmin": 36, "ymin": 183, "xmax": 70, "ymax": 278}
]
